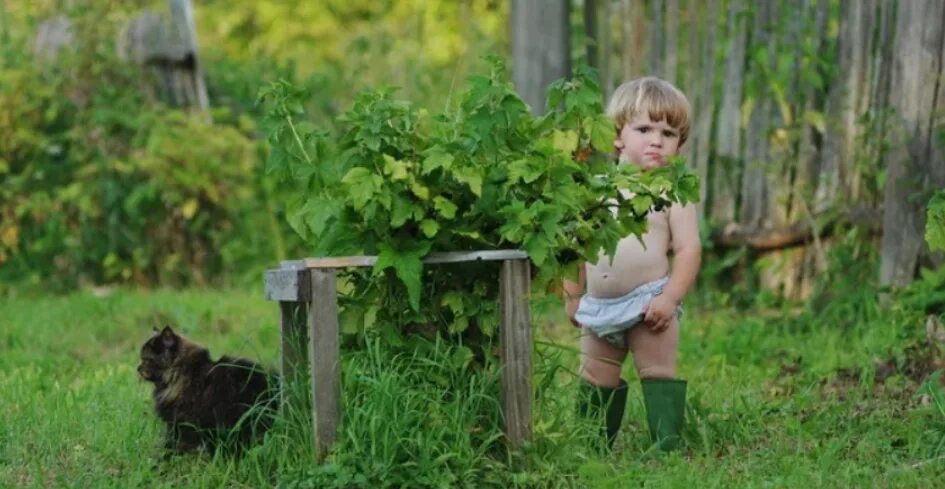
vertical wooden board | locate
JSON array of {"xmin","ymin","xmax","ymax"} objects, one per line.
[
  {"xmin": 648, "ymin": 0, "xmax": 664, "ymax": 78},
  {"xmin": 584, "ymin": 0, "xmax": 600, "ymax": 75},
  {"xmin": 499, "ymin": 259, "xmax": 533, "ymax": 449},
  {"xmin": 711, "ymin": 0, "xmax": 745, "ymax": 223},
  {"xmin": 693, "ymin": 0, "xmax": 718, "ymax": 218},
  {"xmin": 585, "ymin": 0, "xmax": 613, "ymax": 97},
  {"xmin": 739, "ymin": 0, "xmax": 775, "ymax": 229},
  {"xmin": 510, "ymin": 0, "xmax": 570, "ymax": 115},
  {"xmin": 664, "ymin": 0, "xmax": 679, "ymax": 85},
  {"xmin": 684, "ymin": 0, "xmax": 703, "ymax": 170},
  {"xmin": 621, "ymin": 0, "xmax": 647, "ymax": 80},
  {"xmin": 880, "ymin": 0, "xmax": 945, "ymax": 286},
  {"xmin": 600, "ymin": 0, "xmax": 613, "ymax": 97},
  {"xmin": 308, "ymin": 269, "xmax": 341, "ymax": 460}
]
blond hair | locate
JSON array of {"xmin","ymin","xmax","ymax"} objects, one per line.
[{"xmin": 606, "ymin": 77, "xmax": 691, "ymax": 147}]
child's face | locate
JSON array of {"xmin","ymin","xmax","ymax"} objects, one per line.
[{"xmin": 614, "ymin": 113, "xmax": 682, "ymax": 170}]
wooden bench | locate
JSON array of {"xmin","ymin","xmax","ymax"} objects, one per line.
[{"xmin": 263, "ymin": 250, "xmax": 532, "ymax": 460}]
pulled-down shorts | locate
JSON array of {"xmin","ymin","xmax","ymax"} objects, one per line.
[{"xmin": 574, "ymin": 276, "xmax": 682, "ymax": 349}]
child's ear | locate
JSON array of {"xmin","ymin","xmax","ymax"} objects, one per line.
[{"xmin": 160, "ymin": 325, "xmax": 178, "ymax": 348}]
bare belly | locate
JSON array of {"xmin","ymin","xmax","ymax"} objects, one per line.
[{"xmin": 586, "ymin": 231, "xmax": 670, "ymax": 298}]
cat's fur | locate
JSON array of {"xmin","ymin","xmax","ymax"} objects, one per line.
[{"xmin": 138, "ymin": 325, "xmax": 277, "ymax": 454}]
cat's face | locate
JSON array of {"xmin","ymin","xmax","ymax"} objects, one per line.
[{"xmin": 138, "ymin": 325, "xmax": 182, "ymax": 382}]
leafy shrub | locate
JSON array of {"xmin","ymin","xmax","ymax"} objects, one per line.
[
  {"xmin": 0, "ymin": 2, "xmax": 280, "ymax": 290},
  {"xmin": 260, "ymin": 59, "xmax": 699, "ymax": 345}
]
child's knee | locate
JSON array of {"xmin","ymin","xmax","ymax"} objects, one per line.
[
  {"xmin": 580, "ymin": 360, "xmax": 623, "ymax": 388},
  {"xmin": 637, "ymin": 365, "xmax": 676, "ymax": 380}
]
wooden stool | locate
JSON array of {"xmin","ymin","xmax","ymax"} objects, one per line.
[{"xmin": 264, "ymin": 250, "xmax": 532, "ymax": 460}]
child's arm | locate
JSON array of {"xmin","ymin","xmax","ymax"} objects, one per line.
[
  {"xmin": 643, "ymin": 203, "xmax": 701, "ymax": 332},
  {"xmin": 563, "ymin": 263, "xmax": 586, "ymax": 328}
]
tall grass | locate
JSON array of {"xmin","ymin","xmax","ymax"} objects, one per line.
[{"xmin": 1, "ymin": 283, "xmax": 944, "ymax": 488}]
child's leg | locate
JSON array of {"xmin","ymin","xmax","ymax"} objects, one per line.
[
  {"xmin": 578, "ymin": 329, "xmax": 630, "ymax": 449},
  {"xmin": 627, "ymin": 318, "xmax": 679, "ymax": 379},
  {"xmin": 628, "ymin": 318, "xmax": 686, "ymax": 451},
  {"xmin": 579, "ymin": 329, "xmax": 628, "ymax": 388}
]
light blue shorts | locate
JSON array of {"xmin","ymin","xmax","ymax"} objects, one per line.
[{"xmin": 574, "ymin": 276, "xmax": 681, "ymax": 349}]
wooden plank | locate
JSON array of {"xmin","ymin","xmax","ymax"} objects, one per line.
[
  {"xmin": 499, "ymin": 259, "xmax": 532, "ymax": 449},
  {"xmin": 880, "ymin": 0, "xmax": 945, "ymax": 286},
  {"xmin": 264, "ymin": 268, "xmax": 310, "ymax": 301},
  {"xmin": 293, "ymin": 250, "xmax": 529, "ymax": 269},
  {"xmin": 279, "ymin": 301, "xmax": 307, "ymax": 403},
  {"xmin": 424, "ymin": 250, "xmax": 528, "ymax": 264},
  {"xmin": 308, "ymin": 269, "xmax": 341, "ymax": 461},
  {"xmin": 297, "ymin": 256, "xmax": 378, "ymax": 268},
  {"xmin": 711, "ymin": 0, "xmax": 746, "ymax": 223}
]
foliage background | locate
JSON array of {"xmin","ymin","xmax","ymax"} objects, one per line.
[{"xmin": 0, "ymin": 0, "xmax": 507, "ymax": 292}]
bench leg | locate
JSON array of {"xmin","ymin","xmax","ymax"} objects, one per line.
[
  {"xmin": 499, "ymin": 258, "xmax": 532, "ymax": 449},
  {"xmin": 308, "ymin": 268, "xmax": 341, "ymax": 461}
]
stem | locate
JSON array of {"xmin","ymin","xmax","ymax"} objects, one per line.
[{"xmin": 286, "ymin": 114, "xmax": 313, "ymax": 165}]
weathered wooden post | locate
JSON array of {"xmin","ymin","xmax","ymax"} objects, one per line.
[
  {"xmin": 118, "ymin": 0, "xmax": 209, "ymax": 113},
  {"xmin": 264, "ymin": 250, "xmax": 533, "ymax": 461},
  {"xmin": 499, "ymin": 258, "xmax": 533, "ymax": 448},
  {"xmin": 31, "ymin": 16, "xmax": 74, "ymax": 63},
  {"xmin": 307, "ymin": 268, "xmax": 341, "ymax": 458}
]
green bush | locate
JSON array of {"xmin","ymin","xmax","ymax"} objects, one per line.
[
  {"xmin": 260, "ymin": 60, "xmax": 699, "ymax": 349},
  {"xmin": 0, "ymin": 3, "xmax": 276, "ymax": 290}
]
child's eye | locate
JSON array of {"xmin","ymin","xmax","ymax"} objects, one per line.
[
  {"xmin": 636, "ymin": 126, "xmax": 650, "ymax": 133},
  {"xmin": 663, "ymin": 130, "xmax": 678, "ymax": 138}
]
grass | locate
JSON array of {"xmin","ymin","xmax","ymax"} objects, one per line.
[{"xmin": 1, "ymin": 285, "xmax": 944, "ymax": 488}]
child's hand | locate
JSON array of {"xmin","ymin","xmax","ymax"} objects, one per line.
[{"xmin": 642, "ymin": 295, "xmax": 677, "ymax": 332}]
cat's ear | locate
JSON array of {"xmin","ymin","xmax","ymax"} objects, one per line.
[{"xmin": 160, "ymin": 325, "xmax": 178, "ymax": 348}]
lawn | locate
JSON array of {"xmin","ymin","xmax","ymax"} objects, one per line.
[{"xmin": 1, "ymin": 286, "xmax": 943, "ymax": 488}]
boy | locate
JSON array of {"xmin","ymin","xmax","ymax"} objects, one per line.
[{"xmin": 564, "ymin": 77, "xmax": 700, "ymax": 451}]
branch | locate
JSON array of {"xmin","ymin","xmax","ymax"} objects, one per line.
[{"xmin": 710, "ymin": 206, "xmax": 882, "ymax": 251}]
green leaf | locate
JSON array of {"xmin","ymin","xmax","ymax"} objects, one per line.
[
  {"xmin": 422, "ymin": 148, "xmax": 454, "ymax": 175},
  {"xmin": 588, "ymin": 114, "xmax": 615, "ymax": 153},
  {"xmin": 630, "ymin": 195, "xmax": 653, "ymax": 215},
  {"xmin": 410, "ymin": 180, "xmax": 431, "ymax": 200},
  {"xmin": 383, "ymin": 154, "xmax": 409, "ymax": 181},
  {"xmin": 341, "ymin": 167, "xmax": 377, "ymax": 210},
  {"xmin": 507, "ymin": 158, "xmax": 543, "ymax": 184},
  {"xmin": 375, "ymin": 240, "xmax": 431, "ymax": 311},
  {"xmin": 433, "ymin": 196, "xmax": 457, "ymax": 219},
  {"xmin": 420, "ymin": 219, "xmax": 439, "ymax": 238},
  {"xmin": 390, "ymin": 193, "xmax": 413, "ymax": 227},
  {"xmin": 524, "ymin": 233, "xmax": 551, "ymax": 266},
  {"xmin": 552, "ymin": 129, "xmax": 579, "ymax": 154},
  {"xmin": 441, "ymin": 291, "xmax": 465, "ymax": 315},
  {"xmin": 452, "ymin": 167, "xmax": 483, "ymax": 197}
]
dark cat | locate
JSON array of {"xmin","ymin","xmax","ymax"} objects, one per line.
[{"xmin": 137, "ymin": 325, "xmax": 277, "ymax": 454}]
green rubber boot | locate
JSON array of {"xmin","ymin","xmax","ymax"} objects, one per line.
[
  {"xmin": 577, "ymin": 379, "xmax": 628, "ymax": 450},
  {"xmin": 641, "ymin": 378, "xmax": 687, "ymax": 451}
]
